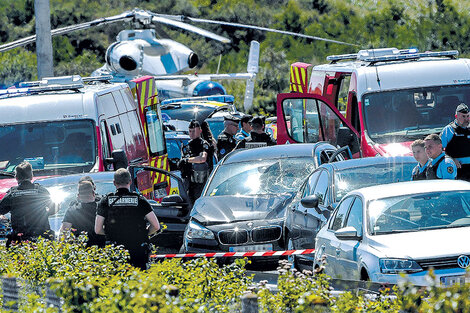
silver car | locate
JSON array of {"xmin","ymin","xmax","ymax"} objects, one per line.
[{"xmin": 314, "ymin": 180, "xmax": 470, "ymax": 287}]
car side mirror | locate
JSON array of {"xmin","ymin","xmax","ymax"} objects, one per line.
[
  {"xmin": 301, "ymin": 195, "xmax": 319, "ymax": 209},
  {"xmin": 336, "ymin": 127, "xmax": 360, "ymax": 155},
  {"xmin": 104, "ymin": 149, "xmax": 129, "ymax": 170},
  {"xmin": 335, "ymin": 226, "xmax": 361, "ymax": 240},
  {"xmin": 161, "ymin": 194, "xmax": 187, "ymax": 207}
]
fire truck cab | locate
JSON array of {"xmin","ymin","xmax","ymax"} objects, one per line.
[
  {"xmin": 0, "ymin": 75, "xmax": 169, "ymax": 200},
  {"xmin": 277, "ymin": 48, "xmax": 470, "ymax": 157}
]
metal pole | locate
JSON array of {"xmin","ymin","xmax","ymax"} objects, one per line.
[{"xmin": 35, "ymin": 0, "xmax": 54, "ymax": 78}]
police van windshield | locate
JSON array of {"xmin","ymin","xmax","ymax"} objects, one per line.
[
  {"xmin": 0, "ymin": 120, "xmax": 96, "ymax": 175},
  {"xmin": 363, "ymin": 84, "xmax": 470, "ymax": 143}
]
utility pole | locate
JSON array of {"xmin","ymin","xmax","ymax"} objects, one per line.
[{"xmin": 35, "ymin": 0, "xmax": 54, "ymax": 78}]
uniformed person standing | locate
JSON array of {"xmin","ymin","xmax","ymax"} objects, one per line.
[
  {"xmin": 217, "ymin": 115, "xmax": 240, "ymax": 160},
  {"xmin": 235, "ymin": 114, "xmax": 252, "ymax": 140},
  {"xmin": 424, "ymin": 134, "xmax": 457, "ymax": 180},
  {"xmin": 411, "ymin": 139, "xmax": 430, "ymax": 181},
  {"xmin": 235, "ymin": 116, "xmax": 276, "ymax": 149},
  {"xmin": 179, "ymin": 120, "xmax": 210, "ymax": 204},
  {"xmin": 60, "ymin": 180, "xmax": 105, "ymax": 247},
  {"xmin": 95, "ymin": 168, "xmax": 160, "ymax": 270},
  {"xmin": 0, "ymin": 162, "xmax": 54, "ymax": 246},
  {"xmin": 440, "ymin": 103, "xmax": 470, "ymax": 181}
]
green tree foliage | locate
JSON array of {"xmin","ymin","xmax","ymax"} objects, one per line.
[{"xmin": 1, "ymin": 0, "xmax": 470, "ymax": 114}]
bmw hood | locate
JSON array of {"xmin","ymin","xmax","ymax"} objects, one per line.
[
  {"xmin": 191, "ymin": 194, "xmax": 294, "ymax": 225},
  {"xmin": 368, "ymin": 226, "xmax": 470, "ymax": 260}
]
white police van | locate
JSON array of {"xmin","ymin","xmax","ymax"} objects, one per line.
[{"xmin": 0, "ymin": 75, "xmax": 169, "ymax": 199}]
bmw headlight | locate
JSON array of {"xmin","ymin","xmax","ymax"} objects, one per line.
[
  {"xmin": 379, "ymin": 258, "xmax": 422, "ymax": 274},
  {"xmin": 186, "ymin": 220, "xmax": 215, "ymax": 240}
]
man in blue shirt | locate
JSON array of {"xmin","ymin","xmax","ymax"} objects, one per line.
[
  {"xmin": 411, "ymin": 139, "xmax": 429, "ymax": 180},
  {"xmin": 235, "ymin": 114, "xmax": 252, "ymax": 140},
  {"xmin": 424, "ymin": 134, "xmax": 457, "ymax": 180},
  {"xmin": 440, "ymin": 103, "xmax": 470, "ymax": 181}
]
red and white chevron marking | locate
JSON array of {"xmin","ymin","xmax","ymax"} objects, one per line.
[{"xmin": 150, "ymin": 249, "xmax": 315, "ymax": 259}]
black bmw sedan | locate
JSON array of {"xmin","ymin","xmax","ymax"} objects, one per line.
[{"xmin": 181, "ymin": 143, "xmax": 349, "ymax": 264}]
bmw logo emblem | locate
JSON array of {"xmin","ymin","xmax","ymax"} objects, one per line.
[{"xmin": 457, "ymin": 255, "xmax": 470, "ymax": 269}]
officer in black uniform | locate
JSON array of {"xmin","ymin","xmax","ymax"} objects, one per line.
[
  {"xmin": 440, "ymin": 103, "xmax": 470, "ymax": 181},
  {"xmin": 60, "ymin": 180, "xmax": 105, "ymax": 247},
  {"xmin": 0, "ymin": 161, "xmax": 54, "ymax": 247},
  {"xmin": 217, "ymin": 115, "xmax": 240, "ymax": 160},
  {"xmin": 95, "ymin": 168, "xmax": 160, "ymax": 270},
  {"xmin": 235, "ymin": 116, "xmax": 276, "ymax": 149},
  {"xmin": 179, "ymin": 120, "xmax": 210, "ymax": 204}
]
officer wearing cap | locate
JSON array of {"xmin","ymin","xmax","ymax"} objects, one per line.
[
  {"xmin": 235, "ymin": 116, "xmax": 276, "ymax": 149},
  {"xmin": 60, "ymin": 180, "xmax": 105, "ymax": 247},
  {"xmin": 95, "ymin": 168, "xmax": 160, "ymax": 270},
  {"xmin": 179, "ymin": 120, "xmax": 210, "ymax": 203},
  {"xmin": 440, "ymin": 103, "xmax": 470, "ymax": 181},
  {"xmin": 217, "ymin": 115, "xmax": 240, "ymax": 160},
  {"xmin": 0, "ymin": 161, "xmax": 55, "ymax": 247},
  {"xmin": 235, "ymin": 114, "xmax": 252, "ymax": 140},
  {"xmin": 424, "ymin": 134, "xmax": 457, "ymax": 180}
]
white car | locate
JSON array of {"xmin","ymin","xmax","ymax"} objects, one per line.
[{"xmin": 314, "ymin": 180, "xmax": 470, "ymax": 287}]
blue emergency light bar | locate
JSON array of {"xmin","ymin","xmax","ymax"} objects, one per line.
[
  {"xmin": 327, "ymin": 48, "xmax": 458, "ymax": 63},
  {"xmin": 161, "ymin": 94, "xmax": 235, "ymax": 106},
  {"xmin": 362, "ymin": 50, "xmax": 459, "ymax": 63}
]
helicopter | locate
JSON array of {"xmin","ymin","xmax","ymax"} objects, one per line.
[{"xmin": 0, "ymin": 8, "xmax": 356, "ymax": 110}]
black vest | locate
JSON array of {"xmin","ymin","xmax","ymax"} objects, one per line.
[
  {"xmin": 445, "ymin": 122, "xmax": 470, "ymax": 158},
  {"xmin": 104, "ymin": 191, "xmax": 148, "ymax": 245},
  {"xmin": 412, "ymin": 166, "xmax": 427, "ymax": 181},
  {"xmin": 425, "ymin": 155, "xmax": 445, "ymax": 180}
]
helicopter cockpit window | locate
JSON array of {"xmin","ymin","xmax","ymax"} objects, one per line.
[{"xmin": 146, "ymin": 108, "xmax": 166, "ymax": 155}]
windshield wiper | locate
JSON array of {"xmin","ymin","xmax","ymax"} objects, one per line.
[{"xmin": 374, "ymin": 229, "xmax": 419, "ymax": 235}]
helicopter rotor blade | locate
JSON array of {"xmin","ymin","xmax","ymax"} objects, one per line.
[
  {"xmin": 148, "ymin": 13, "xmax": 231, "ymax": 44},
  {"xmin": 0, "ymin": 10, "xmax": 135, "ymax": 52},
  {"xmin": 166, "ymin": 15, "xmax": 358, "ymax": 47}
]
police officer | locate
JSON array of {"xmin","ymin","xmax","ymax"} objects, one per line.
[
  {"xmin": 424, "ymin": 134, "xmax": 457, "ymax": 180},
  {"xmin": 411, "ymin": 139, "xmax": 430, "ymax": 181},
  {"xmin": 236, "ymin": 116, "xmax": 276, "ymax": 149},
  {"xmin": 0, "ymin": 161, "xmax": 54, "ymax": 246},
  {"xmin": 95, "ymin": 168, "xmax": 160, "ymax": 270},
  {"xmin": 60, "ymin": 180, "xmax": 105, "ymax": 247},
  {"xmin": 440, "ymin": 103, "xmax": 470, "ymax": 181},
  {"xmin": 217, "ymin": 115, "xmax": 240, "ymax": 160},
  {"xmin": 235, "ymin": 114, "xmax": 252, "ymax": 140},
  {"xmin": 179, "ymin": 120, "xmax": 210, "ymax": 204}
]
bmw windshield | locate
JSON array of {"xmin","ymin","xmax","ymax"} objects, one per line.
[
  {"xmin": 368, "ymin": 191, "xmax": 470, "ymax": 235},
  {"xmin": 0, "ymin": 120, "xmax": 97, "ymax": 176},
  {"xmin": 363, "ymin": 85, "xmax": 470, "ymax": 143},
  {"xmin": 205, "ymin": 157, "xmax": 316, "ymax": 196}
]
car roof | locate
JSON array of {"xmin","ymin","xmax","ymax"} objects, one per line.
[
  {"xmin": 351, "ymin": 179, "xmax": 470, "ymax": 200},
  {"xmin": 320, "ymin": 156, "xmax": 416, "ymax": 171},
  {"xmin": 35, "ymin": 171, "xmax": 115, "ymax": 186},
  {"xmin": 222, "ymin": 142, "xmax": 336, "ymax": 164}
]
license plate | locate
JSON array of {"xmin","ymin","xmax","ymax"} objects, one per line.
[
  {"xmin": 440, "ymin": 275, "xmax": 466, "ymax": 286},
  {"xmin": 229, "ymin": 244, "xmax": 273, "ymax": 252}
]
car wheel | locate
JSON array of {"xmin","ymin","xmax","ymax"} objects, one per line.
[
  {"xmin": 287, "ymin": 238, "xmax": 298, "ymax": 270},
  {"xmin": 360, "ymin": 268, "xmax": 370, "ymax": 281}
]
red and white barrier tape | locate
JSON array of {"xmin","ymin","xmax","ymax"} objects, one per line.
[{"xmin": 150, "ymin": 249, "xmax": 315, "ymax": 258}]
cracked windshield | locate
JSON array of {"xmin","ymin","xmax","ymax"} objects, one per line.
[{"xmin": 206, "ymin": 158, "xmax": 316, "ymax": 197}]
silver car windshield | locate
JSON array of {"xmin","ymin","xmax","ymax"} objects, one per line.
[
  {"xmin": 368, "ymin": 191, "xmax": 470, "ymax": 235},
  {"xmin": 205, "ymin": 157, "xmax": 316, "ymax": 196},
  {"xmin": 334, "ymin": 162, "xmax": 416, "ymax": 202}
]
